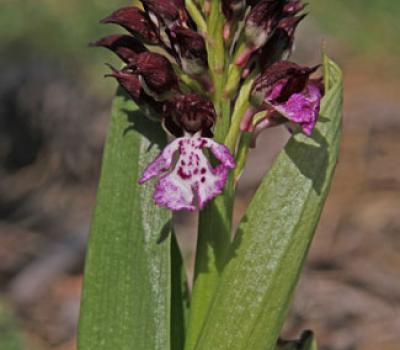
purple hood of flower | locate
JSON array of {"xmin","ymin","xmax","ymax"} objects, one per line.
[
  {"xmin": 92, "ymin": 34, "xmax": 146, "ymax": 63},
  {"xmin": 140, "ymin": 0, "xmax": 188, "ymax": 27},
  {"xmin": 100, "ymin": 7, "xmax": 160, "ymax": 44},
  {"xmin": 164, "ymin": 93, "xmax": 216, "ymax": 137}
]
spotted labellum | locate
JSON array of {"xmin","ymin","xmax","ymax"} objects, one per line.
[{"xmin": 94, "ymin": 0, "xmax": 323, "ymax": 211}]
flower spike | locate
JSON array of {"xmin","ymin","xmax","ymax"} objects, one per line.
[{"xmin": 94, "ymin": 0, "xmax": 323, "ymax": 211}]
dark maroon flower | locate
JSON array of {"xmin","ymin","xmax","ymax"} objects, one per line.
[
  {"xmin": 92, "ymin": 34, "xmax": 146, "ymax": 63},
  {"xmin": 242, "ymin": 61, "xmax": 323, "ymax": 136},
  {"xmin": 164, "ymin": 93, "xmax": 216, "ymax": 137},
  {"xmin": 129, "ymin": 52, "xmax": 179, "ymax": 101},
  {"xmin": 170, "ymin": 27, "xmax": 208, "ymax": 74},
  {"xmin": 140, "ymin": 0, "xmax": 188, "ymax": 27},
  {"xmin": 100, "ymin": 7, "xmax": 160, "ymax": 45}
]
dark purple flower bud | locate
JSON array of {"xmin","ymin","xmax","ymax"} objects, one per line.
[
  {"xmin": 140, "ymin": 0, "xmax": 188, "ymax": 27},
  {"xmin": 246, "ymin": 0, "xmax": 260, "ymax": 7},
  {"xmin": 222, "ymin": 0, "xmax": 246, "ymax": 20},
  {"xmin": 106, "ymin": 65, "xmax": 163, "ymax": 120},
  {"xmin": 100, "ymin": 7, "xmax": 160, "ymax": 45},
  {"xmin": 222, "ymin": 0, "xmax": 247, "ymax": 40},
  {"xmin": 164, "ymin": 93, "xmax": 216, "ymax": 136},
  {"xmin": 170, "ymin": 27, "xmax": 208, "ymax": 75},
  {"xmin": 106, "ymin": 65, "xmax": 142, "ymax": 100},
  {"xmin": 244, "ymin": 0, "xmax": 285, "ymax": 50},
  {"xmin": 259, "ymin": 14, "xmax": 306, "ymax": 68},
  {"xmin": 243, "ymin": 61, "xmax": 323, "ymax": 136},
  {"xmin": 283, "ymin": 0, "xmax": 306, "ymax": 15},
  {"xmin": 129, "ymin": 52, "xmax": 179, "ymax": 101},
  {"xmin": 91, "ymin": 34, "xmax": 146, "ymax": 63}
]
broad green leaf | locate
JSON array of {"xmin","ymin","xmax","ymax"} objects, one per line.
[
  {"xmin": 78, "ymin": 89, "xmax": 172, "ymax": 350},
  {"xmin": 193, "ymin": 55, "xmax": 342, "ymax": 350}
]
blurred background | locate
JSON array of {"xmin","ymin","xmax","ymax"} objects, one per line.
[{"xmin": 0, "ymin": 1, "xmax": 399, "ymax": 349}]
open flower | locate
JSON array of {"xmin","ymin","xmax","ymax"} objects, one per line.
[
  {"xmin": 139, "ymin": 136, "xmax": 235, "ymax": 211},
  {"xmin": 139, "ymin": 93, "xmax": 235, "ymax": 211},
  {"xmin": 241, "ymin": 61, "xmax": 323, "ymax": 140}
]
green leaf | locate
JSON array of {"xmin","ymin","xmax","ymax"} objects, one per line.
[
  {"xmin": 192, "ymin": 55, "xmax": 342, "ymax": 350},
  {"xmin": 78, "ymin": 89, "xmax": 172, "ymax": 350}
]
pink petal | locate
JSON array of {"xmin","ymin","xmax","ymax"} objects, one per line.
[
  {"xmin": 196, "ymin": 164, "xmax": 229, "ymax": 209},
  {"xmin": 153, "ymin": 173, "xmax": 196, "ymax": 211},
  {"xmin": 205, "ymin": 139, "xmax": 236, "ymax": 169},
  {"xmin": 240, "ymin": 106, "xmax": 259, "ymax": 132},
  {"xmin": 270, "ymin": 80, "xmax": 322, "ymax": 135},
  {"xmin": 138, "ymin": 139, "xmax": 180, "ymax": 184}
]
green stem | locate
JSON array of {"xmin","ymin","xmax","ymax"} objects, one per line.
[
  {"xmin": 184, "ymin": 179, "xmax": 234, "ymax": 350},
  {"xmin": 184, "ymin": 2, "xmax": 235, "ymax": 349},
  {"xmin": 177, "ymin": 71, "xmax": 207, "ymax": 96},
  {"xmin": 185, "ymin": 0, "xmax": 207, "ymax": 34},
  {"xmin": 224, "ymin": 38, "xmax": 247, "ymax": 97},
  {"xmin": 225, "ymin": 70, "xmax": 258, "ymax": 152},
  {"xmin": 206, "ymin": 0, "xmax": 225, "ymax": 118},
  {"xmin": 171, "ymin": 234, "xmax": 189, "ymax": 350},
  {"xmin": 233, "ymin": 132, "xmax": 252, "ymax": 183}
]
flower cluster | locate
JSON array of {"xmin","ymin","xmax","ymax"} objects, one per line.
[{"xmin": 94, "ymin": 0, "xmax": 323, "ymax": 211}]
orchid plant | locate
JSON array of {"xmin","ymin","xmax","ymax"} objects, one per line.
[{"xmin": 78, "ymin": 1, "xmax": 342, "ymax": 350}]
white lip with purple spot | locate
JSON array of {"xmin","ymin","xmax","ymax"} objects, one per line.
[{"xmin": 139, "ymin": 133, "xmax": 235, "ymax": 211}]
